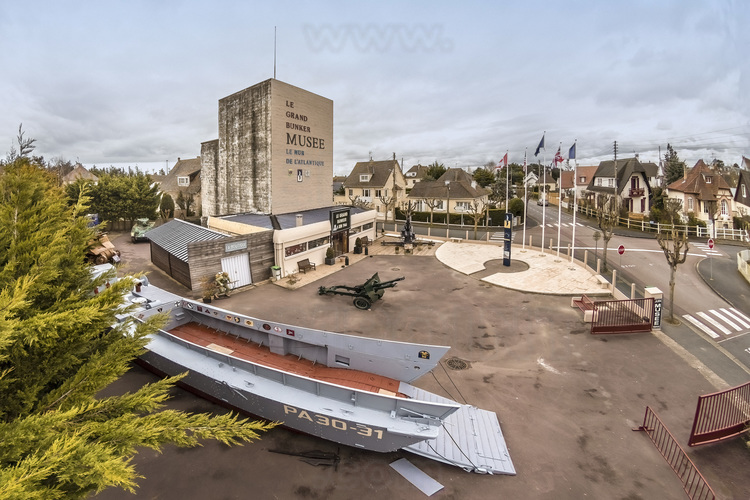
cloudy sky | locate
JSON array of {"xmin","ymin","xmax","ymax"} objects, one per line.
[{"xmin": 1, "ymin": 0, "xmax": 748, "ymax": 175}]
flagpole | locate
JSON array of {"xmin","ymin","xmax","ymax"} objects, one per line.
[
  {"xmin": 522, "ymin": 148, "xmax": 527, "ymax": 251},
  {"xmin": 541, "ymin": 139, "xmax": 546, "ymax": 256},
  {"xmin": 571, "ymin": 140, "xmax": 578, "ymax": 264},
  {"xmin": 556, "ymin": 142, "xmax": 562, "ymax": 260},
  {"xmin": 505, "ymin": 150, "xmax": 509, "ymax": 212}
]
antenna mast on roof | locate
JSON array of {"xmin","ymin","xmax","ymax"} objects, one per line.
[{"xmin": 274, "ymin": 26, "xmax": 277, "ymax": 79}]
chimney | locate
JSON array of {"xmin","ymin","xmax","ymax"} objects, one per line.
[
  {"xmin": 296, "ymin": 214, "xmax": 303, "ymax": 227},
  {"xmin": 177, "ymin": 157, "xmax": 180, "ymax": 162}
]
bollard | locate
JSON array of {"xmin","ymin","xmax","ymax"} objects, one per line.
[
  {"xmin": 345, "ymin": 256, "xmax": 349, "ymax": 266},
  {"xmin": 364, "ymin": 246, "xmax": 368, "ymax": 256}
]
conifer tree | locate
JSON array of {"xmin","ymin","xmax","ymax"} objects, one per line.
[{"xmin": 0, "ymin": 159, "xmax": 275, "ymax": 499}]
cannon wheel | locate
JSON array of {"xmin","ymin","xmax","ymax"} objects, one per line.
[{"xmin": 353, "ymin": 297, "xmax": 371, "ymax": 310}]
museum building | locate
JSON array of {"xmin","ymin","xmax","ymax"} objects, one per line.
[{"xmin": 148, "ymin": 79, "xmax": 376, "ymax": 291}]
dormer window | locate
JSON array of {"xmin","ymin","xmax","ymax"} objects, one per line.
[
  {"xmin": 359, "ymin": 174, "xmax": 370, "ymax": 182},
  {"xmin": 705, "ymin": 176, "xmax": 712, "ymax": 184},
  {"xmin": 177, "ymin": 176, "xmax": 190, "ymax": 187}
]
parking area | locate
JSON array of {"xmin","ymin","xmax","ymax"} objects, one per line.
[{"xmin": 98, "ymin": 232, "xmax": 750, "ymax": 500}]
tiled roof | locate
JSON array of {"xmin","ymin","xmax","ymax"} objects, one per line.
[
  {"xmin": 220, "ymin": 206, "xmax": 371, "ymax": 230},
  {"xmin": 667, "ymin": 160, "xmax": 731, "ymax": 201},
  {"xmin": 146, "ymin": 219, "xmax": 226, "ymax": 261},
  {"xmin": 408, "ymin": 168, "xmax": 491, "ymax": 199},
  {"xmin": 343, "ymin": 159, "xmax": 400, "ymax": 188},
  {"xmin": 159, "ymin": 157, "xmax": 202, "ymax": 194},
  {"xmin": 587, "ymin": 158, "xmax": 652, "ymax": 194}
]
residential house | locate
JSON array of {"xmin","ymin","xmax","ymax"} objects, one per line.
[
  {"xmin": 734, "ymin": 169, "xmax": 750, "ymax": 220},
  {"xmin": 404, "ymin": 164, "xmax": 430, "ymax": 190},
  {"xmin": 667, "ymin": 159, "xmax": 734, "ymax": 228},
  {"xmin": 159, "ymin": 156, "xmax": 202, "ymax": 218},
  {"xmin": 407, "ymin": 167, "xmax": 491, "ymax": 218},
  {"xmin": 342, "ymin": 158, "xmax": 406, "ymax": 220},
  {"xmin": 586, "ymin": 157, "xmax": 655, "ymax": 216},
  {"xmin": 62, "ymin": 163, "xmax": 99, "ymax": 185},
  {"xmin": 558, "ymin": 165, "xmax": 597, "ymax": 202}
]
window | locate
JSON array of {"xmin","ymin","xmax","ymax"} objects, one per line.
[
  {"xmin": 362, "ymin": 189, "xmax": 371, "ymax": 198},
  {"xmin": 359, "ymin": 174, "xmax": 370, "ymax": 182},
  {"xmin": 721, "ymin": 199, "xmax": 728, "ymax": 216},
  {"xmin": 608, "ymin": 178, "xmax": 614, "ymax": 187},
  {"xmin": 375, "ymin": 189, "xmax": 382, "ymax": 198},
  {"xmin": 177, "ymin": 176, "xmax": 189, "ymax": 187},
  {"xmin": 455, "ymin": 201, "xmax": 470, "ymax": 211},
  {"xmin": 743, "ymin": 185, "xmax": 747, "ymax": 197},
  {"xmin": 597, "ymin": 178, "xmax": 602, "ymax": 186},
  {"xmin": 284, "ymin": 243, "xmax": 306, "ymax": 258},
  {"xmin": 436, "ymin": 200, "xmax": 444, "ymax": 210},
  {"xmin": 705, "ymin": 176, "xmax": 712, "ymax": 184},
  {"xmin": 687, "ymin": 197, "xmax": 694, "ymax": 211},
  {"xmin": 362, "ymin": 222, "xmax": 374, "ymax": 231},
  {"xmin": 579, "ymin": 176, "xmax": 586, "ymax": 183},
  {"xmin": 307, "ymin": 236, "xmax": 329, "ymax": 250},
  {"xmin": 348, "ymin": 189, "xmax": 353, "ymax": 196}
]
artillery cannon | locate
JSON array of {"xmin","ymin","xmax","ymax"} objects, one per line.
[{"xmin": 318, "ymin": 273, "xmax": 404, "ymax": 310}]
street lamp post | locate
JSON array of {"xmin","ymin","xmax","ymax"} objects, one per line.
[{"xmin": 445, "ymin": 181, "xmax": 451, "ymax": 237}]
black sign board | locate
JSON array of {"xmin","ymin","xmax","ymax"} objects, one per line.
[
  {"xmin": 652, "ymin": 298, "xmax": 662, "ymax": 329},
  {"xmin": 503, "ymin": 212, "xmax": 512, "ymax": 266},
  {"xmin": 330, "ymin": 209, "xmax": 350, "ymax": 232}
]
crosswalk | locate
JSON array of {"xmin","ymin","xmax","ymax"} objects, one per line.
[
  {"xmin": 544, "ymin": 222, "xmax": 585, "ymax": 228},
  {"xmin": 683, "ymin": 308, "xmax": 750, "ymax": 340},
  {"xmin": 691, "ymin": 242, "xmax": 722, "ymax": 257}
]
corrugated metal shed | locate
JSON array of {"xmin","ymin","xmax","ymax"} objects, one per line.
[{"xmin": 146, "ymin": 219, "xmax": 227, "ymax": 262}]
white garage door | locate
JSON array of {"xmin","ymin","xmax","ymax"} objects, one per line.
[{"xmin": 221, "ymin": 253, "xmax": 252, "ymax": 288}]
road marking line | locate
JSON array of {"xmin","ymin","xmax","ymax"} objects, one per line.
[
  {"xmin": 708, "ymin": 309, "xmax": 741, "ymax": 330},
  {"xmin": 683, "ymin": 314, "xmax": 720, "ymax": 338},
  {"xmin": 697, "ymin": 311, "xmax": 732, "ymax": 336},
  {"xmin": 729, "ymin": 308, "xmax": 750, "ymax": 325},
  {"xmin": 721, "ymin": 308, "xmax": 750, "ymax": 329}
]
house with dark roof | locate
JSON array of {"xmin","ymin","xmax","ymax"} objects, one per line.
[
  {"xmin": 734, "ymin": 169, "xmax": 750, "ymax": 218},
  {"xmin": 667, "ymin": 159, "xmax": 734, "ymax": 227},
  {"xmin": 159, "ymin": 156, "xmax": 202, "ymax": 217},
  {"xmin": 558, "ymin": 165, "xmax": 598, "ymax": 203},
  {"xmin": 586, "ymin": 157, "xmax": 656, "ymax": 216},
  {"xmin": 404, "ymin": 164, "xmax": 430, "ymax": 190},
  {"xmin": 407, "ymin": 167, "xmax": 491, "ymax": 218},
  {"xmin": 342, "ymin": 158, "xmax": 406, "ymax": 220}
]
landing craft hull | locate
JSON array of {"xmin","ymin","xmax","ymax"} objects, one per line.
[{"xmin": 125, "ymin": 286, "xmax": 515, "ymax": 473}]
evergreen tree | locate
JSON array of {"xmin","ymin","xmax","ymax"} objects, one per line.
[
  {"xmin": 664, "ymin": 143, "xmax": 686, "ymax": 185},
  {"xmin": 160, "ymin": 193, "xmax": 175, "ymax": 219},
  {"xmin": 0, "ymin": 159, "xmax": 275, "ymax": 499},
  {"xmin": 423, "ymin": 161, "xmax": 446, "ymax": 181}
]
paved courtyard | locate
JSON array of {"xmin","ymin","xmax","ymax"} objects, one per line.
[{"xmin": 96, "ymin": 232, "xmax": 750, "ymax": 500}]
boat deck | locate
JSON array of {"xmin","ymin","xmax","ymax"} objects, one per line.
[{"xmin": 168, "ymin": 322, "xmax": 405, "ymax": 396}]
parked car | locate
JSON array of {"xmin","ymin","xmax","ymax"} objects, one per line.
[{"xmin": 537, "ymin": 198, "xmax": 549, "ymax": 206}]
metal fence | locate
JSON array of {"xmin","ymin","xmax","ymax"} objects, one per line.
[
  {"xmin": 635, "ymin": 406, "xmax": 716, "ymax": 500},
  {"xmin": 591, "ymin": 297, "xmax": 654, "ymax": 334},
  {"xmin": 688, "ymin": 381, "xmax": 750, "ymax": 447}
]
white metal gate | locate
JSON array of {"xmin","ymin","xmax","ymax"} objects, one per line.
[{"xmin": 221, "ymin": 254, "xmax": 252, "ymax": 288}]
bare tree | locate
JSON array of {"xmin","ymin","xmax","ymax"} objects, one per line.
[
  {"xmin": 465, "ymin": 199, "xmax": 489, "ymax": 240},
  {"xmin": 422, "ymin": 198, "xmax": 441, "ymax": 226},
  {"xmin": 595, "ymin": 194, "xmax": 618, "ymax": 272},
  {"xmin": 656, "ymin": 199, "xmax": 690, "ymax": 323},
  {"xmin": 348, "ymin": 195, "xmax": 373, "ymax": 210},
  {"xmin": 378, "ymin": 192, "xmax": 396, "ymax": 224}
]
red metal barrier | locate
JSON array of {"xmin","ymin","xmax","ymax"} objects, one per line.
[
  {"xmin": 688, "ymin": 381, "xmax": 750, "ymax": 447},
  {"xmin": 591, "ymin": 297, "xmax": 654, "ymax": 334},
  {"xmin": 635, "ymin": 406, "xmax": 716, "ymax": 500}
]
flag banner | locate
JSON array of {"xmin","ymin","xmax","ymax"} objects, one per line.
[
  {"xmin": 554, "ymin": 147, "xmax": 563, "ymax": 166},
  {"xmin": 534, "ymin": 134, "xmax": 545, "ymax": 157},
  {"xmin": 502, "ymin": 152, "xmax": 508, "ymax": 167},
  {"xmin": 568, "ymin": 143, "xmax": 576, "ymax": 160}
]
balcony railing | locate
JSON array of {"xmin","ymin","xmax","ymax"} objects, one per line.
[{"xmin": 629, "ymin": 187, "xmax": 645, "ymax": 197}]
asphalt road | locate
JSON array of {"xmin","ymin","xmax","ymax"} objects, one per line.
[{"xmin": 90, "ymin": 231, "xmax": 750, "ymax": 500}]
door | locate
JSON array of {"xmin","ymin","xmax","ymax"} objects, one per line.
[{"xmin": 221, "ymin": 253, "xmax": 252, "ymax": 288}]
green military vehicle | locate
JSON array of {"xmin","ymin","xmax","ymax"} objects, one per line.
[{"xmin": 130, "ymin": 218, "xmax": 155, "ymax": 243}]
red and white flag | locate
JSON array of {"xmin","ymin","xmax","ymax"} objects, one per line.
[
  {"xmin": 496, "ymin": 152, "xmax": 508, "ymax": 171},
  {"xmin": 553, "ymin": 147, "xmax": 564, "ymax": 166}
]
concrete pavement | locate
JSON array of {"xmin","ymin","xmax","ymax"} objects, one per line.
[{"xmin": 101, "ymin": 231, "xmax": 750, "ymax": 500}]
